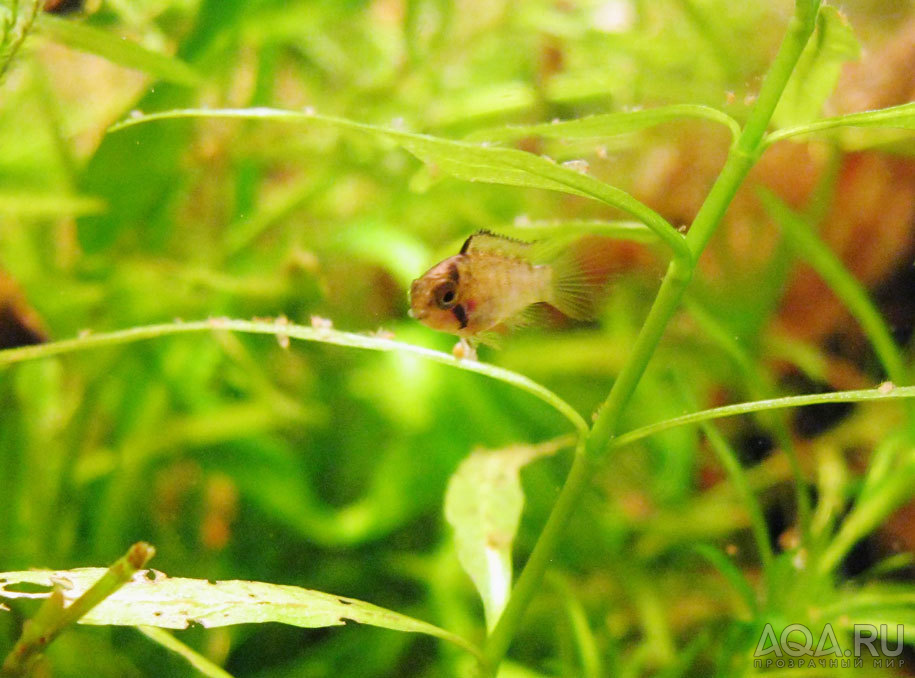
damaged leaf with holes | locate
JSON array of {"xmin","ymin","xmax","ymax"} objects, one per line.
[{"xmin": 0, "ymin": 568, "xmax": 478, "ymax": 656}]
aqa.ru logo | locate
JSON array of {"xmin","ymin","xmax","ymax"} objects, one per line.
[{"xmin": 754, "ymin": 623, "xmax": 905, "ymax": 670}]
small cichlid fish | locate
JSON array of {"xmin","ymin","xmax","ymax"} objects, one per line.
[{"xmin": 409, "ymin": 230, "xmax": 601, "ymax": 353}]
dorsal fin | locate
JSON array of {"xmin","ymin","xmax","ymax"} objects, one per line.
[{"xmin": 459, "ymin": 230, "xmax": 533, "ymax": 259}]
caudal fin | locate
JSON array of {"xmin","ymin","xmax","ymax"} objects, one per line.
[{"xmin": 546, "ymin": 239, "xmax": 607, "ymax": 320}]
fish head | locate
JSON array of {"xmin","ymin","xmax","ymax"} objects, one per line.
[{"xmin": 409, "ymin": 255, "xmax": 467, "ymax": 334}]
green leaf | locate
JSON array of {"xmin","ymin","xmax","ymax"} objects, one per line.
[
  {"xmin": 691, "ymin": 544, "xmax": 757, "ymax": 617},
  {"xmin": 107, "ymin": 108, "xmax": 581, "ymax": 196},
  {"xmin": 466, "ymin": 105, "xmax": 740, "ymax": 145},
  {"xmin": 818, "ymin": 460, "xmax": 915, "ymax": 576},
  {"xmin": 766, "ymin": 101, "xmax": 915, "ymax": 145},
  {"xmin": 758, "ymin": 188, "xmax": 907, "ymax": 385},
  {"xmin": 0, "ymin": 318, "xmax": 589, "ymax": 437},
  {"xmin": 36, "ymin": 15, "xmax": 201, "ymax": 87},
  {"xmin": 771, "ymin": 6, "xmax": 860, "ymax": 129},
  {"xmin": 609, "ymin": 384, "xmax": 915, "ymax": 452},
  {"xmin": 444, "ymin": 436, "xmax": 574, "ymax": 630},
  {"xmin": 137, "ymin": 627, "xmax": 235, "ymax": 678},
  {"xmin": 2, "ymin": 543, "xmax": 154, "ymax": 674},
  {"xmin": 0, "ymin": 568, "xmax": 480, "ymax": 659},
  {"xmin": 108, "ymin": 108, "xmax": 689, "ymax": 260}
]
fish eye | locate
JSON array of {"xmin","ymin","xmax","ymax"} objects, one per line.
[{"xmin": 434, "ymin": 282, "xmax": 457, "ymax": 310}]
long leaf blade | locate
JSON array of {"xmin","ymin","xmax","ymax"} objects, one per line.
[
  {"xmin": 466, "ymin": 104, "xmax": 741, "ymax": 144},
  {"xmin": 610, "ymin": 385, "xmax": 915, "ymax": 451},
  {"xmin": 766, "ymin": 100, "xmax": 915, "ymax": 145},
  {"xmin": 0, "ymin": 568, "xmax": 481, "ymax": 659},
  {"xmin": 107, "ymin": 108, "xmax": 688, "ymax": 259},
  {"xmin": 37, "ymin": 15, "xmax": 201, "ymax": 86},
  {"xmin": 0, "ymin": 318, "xmax": 589, "ymax": 437}
]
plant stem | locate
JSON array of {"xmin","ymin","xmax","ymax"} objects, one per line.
[
  {"xmin": 480, "ymin": 2, "xmax": 822, "ymax": 672},
  {"xmin": 0, "ymin": 0, "xmax": 41, "ymax": 85},
  {"xmin": 2, "ymin": 543, "xmax": 155, "ymax": 676},
  {"xmin": 586, "ymin": 257, "xmax": 693, "ymax": 458}
]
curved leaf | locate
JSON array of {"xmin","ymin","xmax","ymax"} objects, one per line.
[
  {"xmin": 766, "ymin": 100, "xmax": 915, "ymax": 145},
  {"xmin": 466, "ymin": 105, "xmax": 740, "ymax": 144},
  {"xmin": 137, "ymin": 627, "xmax": 234, "ymax": 678},
  {"xmin": 0, "ymin": 567, "xmax": 480, "ymax": 659},
  {"xmin": 610, "ymin": 385, "xmax": 915, "ymax": 451},
  {"xmin": 108, "ymin": 108, "xmax": 689, "ymax": 260},
  {"xmin": 37, "ymin": 15, "xmax": 201, "ymax": 87},
  {"xmin": 0, "ymin": 318, "xmax": 589, "ymax": 437}
]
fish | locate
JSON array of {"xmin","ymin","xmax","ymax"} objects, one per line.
[{"xmin": 409, "ymin": 230, "xmax": 602, "ymax": 353}]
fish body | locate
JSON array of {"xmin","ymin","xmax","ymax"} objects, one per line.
[{"xmin": 409, "ymin": 231, "xmax": 597, "ymax": 344}]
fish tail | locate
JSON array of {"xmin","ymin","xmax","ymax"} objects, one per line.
[{"xmin": 544, "ymin": 240, "xmax": 606, "ymax": 320}]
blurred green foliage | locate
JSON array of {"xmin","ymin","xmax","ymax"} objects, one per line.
[{"xmin": 1, "ymin": 0, "xmax": 915, "ymax": 676}]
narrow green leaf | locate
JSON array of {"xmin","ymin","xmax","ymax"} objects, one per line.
[
  {"xmin": 0, "ymin": 318, "xmax": 589, "ymax": 437},
  {"xmin": 106, "ymin": 108, "xmax": 575, "ymax": 197},
  {"xmin": 818, "ymin": 460, "xmax": 915, "ymax": 576},
  {"xmin": 137, "ymin": 627, "xmax": 235, "ymax": 678},
  {"xmin": 107, "ymin": 108, "xmax": 689, "ymax": 260},
  {"xmin": 547, "ymin": 573, "xmax": 602, "ymax": 678},
  {"xmin": 466, "ymin": 105, "xmax": 741, "ymax": 145},
  {"xmin": 772, "ymin": 6, "xmax": 859, "ymax": 129},
  {"xmin": 609, "ymin": 385, "xmax": 915, "ymax": 451},
  {"xmin": 859, "ymin": 434, "xmax": 907, "ymax": 505},
  {"xmin": 682, "ymin": 389, "xmax": 774, "ymax": 574},
  {"xmin": 36, "ymin": 15, "xmax": 201, "ymax": 87},
  {"xmin": 0, "ymin": 192, "xmax": 105, "ymax": 217},
  {"xmin": 445, "ymin": 436, "xmax": 575, "ymax": 630},
  {"xmin": 821, "ymin": 585, "xmax": 915, "ymax": 638},
  {"xmin": 825, "ymin": 585, "xmax": 915, "ymax": 612},
  {"xmin": 856, "ymin": 553, "xmax": 915, "ymax": 581},
  {"xmin": 758, "ymin": 188, "xmax": 908, "ymax": 387},
  {"xmin": 766, "ymin": 100, "xmax": 915, "ymax": 145},
  {"xmin": 0, "ymin": 568, "xmax": 481, "ymax": 660}
]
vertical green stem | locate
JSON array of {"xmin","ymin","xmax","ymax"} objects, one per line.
[
  {"xmin": 586, "ymin": 258, "xmax": 693, "ymax": 458},
  {"xmin": 481, "ymin": 2, "xmax": 822, "ymax": 673}
]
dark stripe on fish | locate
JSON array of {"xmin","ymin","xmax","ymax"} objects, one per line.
[
  {"xmin": 452, "ymin": 304, "xmax": 468, "ymax": 329},
  {"xmin": 448, "ymin": 262, "xmax": 460, "ymax": 282}
]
